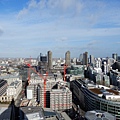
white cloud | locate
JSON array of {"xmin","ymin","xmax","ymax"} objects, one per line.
[
  {"xmin": 0, "ymin": 29, "xmax": 3, "ymax": 36},
  {"xmin": 17, "ymin": 0, "xmax": 83, "ymax": 19}
]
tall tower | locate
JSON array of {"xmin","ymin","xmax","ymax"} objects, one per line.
[
  {"xmin": 48, "ymin": 51, "xmax": 52, "ymax": 69},
  {"xmin": 83, "ymin": 52, "xmax": 88, "ymax": 65},
  {"xmin": 65, "ymin": 51, "xmax": 70, "ymax": 66},
  {"xmin": 90, "ymin": 55, "xmax": 94, "ymax": 65}
]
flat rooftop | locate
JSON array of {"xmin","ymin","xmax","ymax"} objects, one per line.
[{"xmin": 89, "ymin": 88, "xmax": 119, "ymax": 95}]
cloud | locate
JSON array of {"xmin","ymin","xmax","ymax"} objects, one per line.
[
  {"xmin": 56, "ymin": 37, "xmax": 68, "ymax": 42},
  {"xmin": 87, "ymin": 40, "xmax": 97, "ymax": 46},
  {"xmin": 0, "ymin": 28, "xmax": 4, "ymax": 36},
  {"xmin": 17, "ymin": 0, "xmax": 83, "ymax": 19}
]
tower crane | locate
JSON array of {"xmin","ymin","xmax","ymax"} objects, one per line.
[
  {"xmin": 26, "ymin": 63, "xmax": 48, "ymax": 108},
  {"xmin": 64, "ymin": 64, "xmax": 68, "ymax": 81},
  {"xmin": 28, "ymin": 56, "xmax": 32, "ymax": 85}
]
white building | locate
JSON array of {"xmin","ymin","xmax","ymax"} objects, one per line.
[{"xmin": 7, "ymin": 80, "xmax": 22, "ymax": 100}]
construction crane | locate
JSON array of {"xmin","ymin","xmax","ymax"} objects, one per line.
[
  {"xmin": 26, "ymin": 63, "xmax": 48, "ymax": 108},
  {"xmin": 64, "ymin": 64, "xmax": 68, "ymax": 81},
  {"xmin": 28, "ymin": 56, "xmax": 32, "ymax": 85}
]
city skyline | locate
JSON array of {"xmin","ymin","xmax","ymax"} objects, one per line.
[{"xmin": 0, "ymin": 0, "xmax": 120, "ymax": 58}]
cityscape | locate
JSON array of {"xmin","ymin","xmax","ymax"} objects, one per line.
[
  {"xmin": 0, "ymin": 0, "xmax": 120, "ymax": 120},
  {"xmin": 0, "ymin": 51, "xmax": 120, "ymax": 120}
]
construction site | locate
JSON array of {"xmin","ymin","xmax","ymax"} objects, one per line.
[{"xmin": 21, "ymin": 51, "xmax": 72, "ymax": 112}]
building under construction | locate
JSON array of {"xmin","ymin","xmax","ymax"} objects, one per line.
[
  {"xmin": 26, "ymin": 76, "xmax": 72, "ymax": 111},
  {"xmin": 50, "ymin": 86, "xmax": 72, "ymax": 111}
]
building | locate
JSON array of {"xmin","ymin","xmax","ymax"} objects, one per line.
[
  {"xmin": 0, "ymin": 79, "xmax": 7, "ymax": 96},
  {"xmin": 71, "ymin": 79, "xmax": 120, "ymax": 119},
  {"xmin": 89, "ymin": 55, "xmax": 94, "ymax": 66},
  {"xmin": 0, "ymin": 73, "xmax": 20, "ymax": 85},
  {"xmin": 6, "ymin": 80, "xmax": 22, "ymax": 100},
  {"xmin": 65, "ymin": 51, "xmax": 70, "ymax": 66},
  {"xmin": 112, "ymin": 53, "xmax": 118, "ymax": 61},
  {"xmin": 38, "ymin": 53, "xmax": 48, "ymax": 73},
  {"xmin": 47, "ymin": 51, "xmax": 52, "ymax": 69},
  {"xmin": 19, "ymin": 106, "xmax": 45, "ymax": 120},
  {"xmin": 85, "ymin": 110, "xmax": 116, "ymax": 120},
  {"xmin": 26, "ymin": 77, "xmax": 57, "ymax": 108},
  {"xmin": 19, "ymin": 106, "xmax": 71, "ymax": 120},
  {"xmin": 50, "ymin": 87, "xmax": 72, "ymax": 111},
  {"xmin": 83, "ymin": 52, "xmax": 88, "ymax": 66},
  {"xmin": 79, "ymin": 54, "xmax": 83, "ymax": 63}
]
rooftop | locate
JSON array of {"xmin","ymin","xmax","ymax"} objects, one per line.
[{"xmin": 20, "ymin": 106, "xmax": 45, "ymax": 120}]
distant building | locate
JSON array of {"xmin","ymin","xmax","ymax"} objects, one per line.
[
  {"xmin": 112, "ymin": 53, "xmax": 118, "ymax": 61},
  {"xmin": 89, "ymin": 55, "xmax": 94, "ymax": 66},
  {"xmin": 65, "ymin": 51, "xmax": 71, "ymax": 66},
  {"xmin": 38, "ymin": 53, "xmax": 48, "ymax": 73},
  {"xmin": 83, "ymin": 52, "xmax": 88, "ymax": 65},
  {"xmin": 118, "ymin": 56, "xmax": 120, "ymax": 62},
  {"xmin": 47, "ymin": 51, "xmax": 52, "ymax": 69},
  {"xmin": 79, "ymin": 54, "xmax": 83, "ymax": 63}
]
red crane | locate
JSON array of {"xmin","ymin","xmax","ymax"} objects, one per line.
[
  {"xmin": 64, "ymin": 64, "xmax": 68, "ymax": 81},
  {"xmin": 26, "ymin": 63, "xmax": 48, "ymax": 108},
  {"xmin": 28, "ymin": 56, "xmax": 32, "ymax": 85}
]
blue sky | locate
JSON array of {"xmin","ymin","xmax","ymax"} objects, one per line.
[{"xmin": 0, "ymin": 0, "xmax": 120, "ymax": 58}]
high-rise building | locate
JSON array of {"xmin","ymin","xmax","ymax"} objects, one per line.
[
  {"xmin": 83, "ymin": 52, "xmax": 88, "ymax": 65},
  {"xmin": 65, "ymin": 51, "xmax": 70, "ymax": 66},
  {"xmin": 90, "ymin": 55, "xmax": 94, "ymax": 65},
  {"xmin": 79, "ymin": 54, "xmax": 83, "ymax": 62},
  {"xmin": 48, "ymin": 51, "xmax": 52, "ymax": 69},
  {"xmin": 112, "ymin": 53, "xmax": 118, "ymax": 61}
]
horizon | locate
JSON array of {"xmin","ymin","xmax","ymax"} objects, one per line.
[{"xmin": 0, "ymin": 0, "xmax": 120, "ymax": 58}]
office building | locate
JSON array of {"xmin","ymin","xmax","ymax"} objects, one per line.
[
  {"xmin": 38, "ymin": 53, "xmax": 48, "ymax": 73},
  {"xmin": 83, "ymin": 52, "xmax": 88, "ymax": 65},
  {"xmin": 71, "ymin": 79, "xmax": 120, "ymax": 119},
  {"xmin": 47, "ymin": 51, "xmax": 52, "ymax": 69},
  {"xmin": 65, "ymin": 51, "xmax": 70, "ymax": 66},
  {"xmin": 89, "ymin": 55, "xmax": 94, "ymax": 65},
  {"xmin": 50, "ymin": 87, "xmax": 72, "ymax": 111}
]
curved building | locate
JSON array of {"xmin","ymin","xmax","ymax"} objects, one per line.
[{"xmin": 71, "ymin": 79, "xmax": 120, "ymax": 119}]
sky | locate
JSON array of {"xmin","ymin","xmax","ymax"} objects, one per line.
[{"xmin": 0, "ymin": 0, "xmax": 120, "ymax": 58}]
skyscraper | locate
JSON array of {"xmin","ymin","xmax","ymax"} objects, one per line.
[
  {"xmin": 65, "ymin": 51, "xmax": 70, "ymax": 66},
  {"xmin": 90, "ymin": 55, "xmax": 94, "ymax": 65},
  {"xmin": 79, "ymin": 54, "xmax": 83, "ymax": 62},
  {"xmin": 48, "ymin": 51, "xmax": 52, "ymax": 69},
  {"xmin": 83, "ymin": 52, "xmax": 88, "ymax": 65}
]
